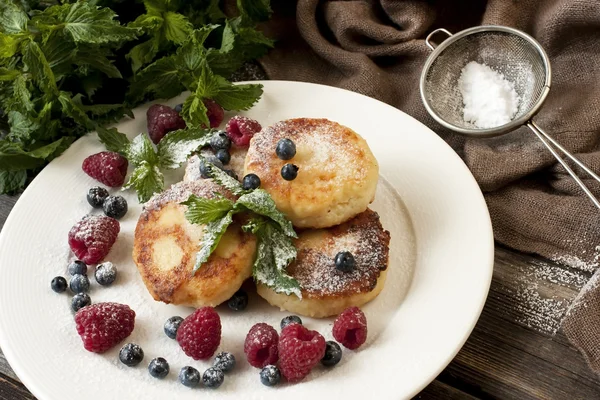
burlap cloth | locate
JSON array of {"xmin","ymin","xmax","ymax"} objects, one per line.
[{"xmin": 258, "ymin": 0, "xmax": 600, "ymax": 374}]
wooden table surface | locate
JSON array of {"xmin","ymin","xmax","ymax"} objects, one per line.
[{"xmin": 1, "ymin": 193, "xmax": 599, "ymax": 400}]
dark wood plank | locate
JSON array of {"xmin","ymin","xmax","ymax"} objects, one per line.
[
  {"xmin": 0, "ymin": 373, "xmax": 36, "ymax": 400},
  {"xmin": 0, "ymin": 194, "xmax": 18, "ymax": 231},
  {"xmin": 414, "ymin": 379, "xmax": 480, "ymax": 399}
]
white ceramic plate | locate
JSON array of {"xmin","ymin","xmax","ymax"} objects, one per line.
[{"xmin": 0, "ymin": 81, "xmax": 493, "ymax": 400}]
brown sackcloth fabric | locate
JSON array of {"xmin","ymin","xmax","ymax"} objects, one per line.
[{"xmin": 259, "ymin": 0, "xmax": 600, "ymax": 373}]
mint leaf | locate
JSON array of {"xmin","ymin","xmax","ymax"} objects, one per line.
[
  {"xmin": 237, "ymin": 0, "xmax": 272, "ymax": 22},
  {"xmin": 123, "ymin": 160, "xmax": 164, "ymax": 203},
  {"xmin": 0, "ymin": 169, "xmax": 27, "ymax": 194},
  {"xmin": 0, "ymin": 67, "xmax": 19, "ymax": 81},
  {"xmin": 75, "ymin": 46, "xmax": 122, "ymax": 79},
  {"xmin": 41, "ymin": 32, "xmax": 76, "ymax": 80},
  {"xmin": 126, "ymin": 37, "xmax": 160, "ymax": 73},
  {"xmin": 181, "ymin": 194, "xmax": 234, "ymax": 225},
  {"xmin": 58, "ymin": 91, "xmax": 94, "ymax": 129},
  {"xmin": 193, "ymin": 210, "xmax": 234, "ymax": 271},
  {"xmin": 127, "ymin": 133, "xmax": 158, "ymax": 165},
  {"xmin": 0, "ymin": 2, "xmax": 28, "ymax": 33},
  {"xmin": 176, "ymin": 26, "xmax": 218, "ymax": 75},
  {"xmin": 8, "ymin": 111, "xmax": 39, "ymax": 140},
  {"xmin": 205, "ymin": 160, "xmax": 247, "ymax": 196},
  {"xmin": 97, "ymin": 126, "xmax": 130, "ymax": 155},
  {"xmin": 157, "ymin": 127, "xmax": 211, "ymax": 169},
  {"xmin": 23, "ymin": 40, "xmax": 58, "ymax": 95},
  {"xmin": 9, "ymin": 75, "xmax": 33, "ymax": 113},
  {"xmin": 214, "ymin": 80, "xmax": 263, "ymax": 111},
  {"xmin": 195, "ymin": 59, "xmax": 220, "ymax": 98},
  {"xmin": 181, "ymin": 91, "xmax": 209, "ymax": 128},
  {"xmin": 252, "ymin": 222, "xmax": 300, "ymax": 297},
  {"xmin": 127, "ymin": 55, "xmax": 183, "ymax": 102},
  {"xmin": 163, "ymin": 11, "xmax": 192, "ymax": 44},
  {"xmin": 0, "ymin": 32, "xmax": 21, "ymax": 58},
  {"xmin": 0, "ymin": 137, "xmax": 70, "ymax": 170},
  {"xmin": 235, "ymin": 189, "xmax": 297, "ymax": 238}
]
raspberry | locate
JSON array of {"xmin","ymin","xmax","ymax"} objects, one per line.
[
  {"xmin": 147, "ymin": 104, "xmax": 186, "ymax": 144},
  {"xmin": 176, "ymin": 307, "xmax": 221, "ymax": 360},
  {"xmin": 332, "ymin": 307, "xmax": 368, "ymax": 350},
  {"xmin": 204, "ymin": 99, "xmax": 225, "ymax": 128},
  {"xmin": 68, "ymin": 215, "xmax": 120, "ymax": 264},
  {"xmin": 225, "ymin": 116, "xmax": 262, "ymax": 147},
  {"xmin": 244, "ymin": 323, "xmax": 279, "ymax": 368},
  {"xmin": 82, "ymin": 152, "xmax": 128, "ymax": 187},
  {"xmin": 75, "ymin": 302, "xmax": 135, "ymax": 353},
  {"xmin": 278, "ymin": 324, "xmax": 326, "ymax": 382}
]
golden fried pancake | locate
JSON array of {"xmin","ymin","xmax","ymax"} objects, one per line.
[
  {"xmin": 244, "ymin": 118, "xmax": 379, "ymax": 229},
  {"xmin": 257, "ymin": 209, "xmax": 390, "ymax": 318},
  {"xmin": 184, "ymin": 146, "xmax": 247, "ymax": 182},
  {"xmin": 133, "ymin": 180, "xmax": 256, "ymax": 307}
]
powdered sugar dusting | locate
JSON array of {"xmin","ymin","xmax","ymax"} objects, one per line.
[{"xmin": 142, "ymin": 180, "xmax": 234, "ymax": 213}]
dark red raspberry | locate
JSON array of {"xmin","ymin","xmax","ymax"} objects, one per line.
[
  {"xmin": 278, "ymin": 324, "xmax": 326, "ymax": 382},
  {"xmin": 147, "ymin": 104, "xmax": 186, "ymax": 144},
  {"xmin": 176, "ymin": 307, "xmax": 221, "ymax": 360},
  {"xmin": 204, "ymin": 99, "xmax": 224, "ymax": 128},
  {"xmin": 82, "ymin": 151, "xmax": 128, "ymax": 187},
  {"xmin": 244, "ymin": 323, "xmax": 279, "ymax": 368},
  {"xmin": 225, "ymin": 116, "xmax": 262, "ymax": 147},
  {"xmin": 68, "ymin": 215, "xmax": 120, "ymax": 265},
  {"xmin": 75, "ymin": 302, "xmax": 135, "ymax": 353},
  {"xmin": 332, "ymin": 307, "xmax": 368, "ymax": 350}
]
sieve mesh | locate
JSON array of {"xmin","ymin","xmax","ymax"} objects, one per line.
[{"xmin": 423, "ymin": 30, "xmax": 548, "ymax": 131}]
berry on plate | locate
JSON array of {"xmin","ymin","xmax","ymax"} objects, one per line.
[
  {"xmin": 276, "ymin": 138, "xmax": 296, "ymax": 160},
  {"xmin": 215, "ymin": 149, "xmax": 231, "ymax": 165},
  {"xmin": 51, "ymin": 276, "xmax": 67, "ymax": 293},
  {"xmin": 281, "ymin": 163, "xmax": 299, "ymax": 181},
  {"xmin": 95, "ymin": 262, "xmax": 117, "ymax": 286},
  {"xmin": 75, "ymin": 302, "xmax": 135, "ymax": 353},
  {"xmin": 244, "ymin": 323, "xmax": 279, "ymax": 368},
  {"xmin": 321, "ymin": 341, "xmax": 342, "ymax": 367},
  {"xmin": 68, "ymin": 215, "xmax": 119, "ymax": 265},
  {"xmin": 67, "ymin": 260, "xmax": 87, "ymax": 276},
  {"xmin": 102, "ymin": 195, "xmax": 128, "ymax": 220},
  {"xmin": 210, "ymin": 131, "xmax": 232, "ymax": 151},
  {"xmin": 148, "ymin": 357, "xmax": 169, "ymax": 379},
  {"xmin": 82, "ymin": 152, "xmax": 128, "ymax": 187},
  {"xmin": 225, "ymin": 116, "xmax": 261, "ymax": 147},
  {"xmin": 199, "ymin": 156, "xmax": 224, "ymax": 179},
  {"xmin": 71, "ymin": 293, "xmax": 91, "ymax": 312},
  {"xmin": 260, "ymin": 365, "xmax": 281, "ymax": 387},
  {"xmin": 213, "ymin": 351, "xmax": 236, "ymax": 372},
  {"xmin": 164, "ymin": 316, "xmax": 183, "ymax": 339},
  {"xmin": 204, "ymin": 99, "xmax": 225, "ymax": 128},
  {"xmin": 334, "ymin": 251, "xmax": 356, "ymax": 273},
  {"xmin": 242, "ymin": 174, "xmax": 261, "ymax": 191},
  {"xmin": 176, "ymin": 307, "xmax": 221, "ymax": 360},
  {"xmin": 86, "ymin": 187, "xmax": 109, "ymax": 208},
  {"xmin": 332, "ymin": 307, "xmax": 367, "ymax": 350},
  {"xmin": 202, "ymin": 367, "xmax": 224, "ymax": 388},
  {"xmin": 280, "ymin": 315, "xmax": 302, "ymax": 330},
  {"xmin": 119, "ymin": 343, "xmax": 144, "ymax": 367},
  {"xmin": 69, "ymin": 274, "xmax": 90, "ymax": 293},
  {"xmin": 278, "ymin": 323, "xmax": 326, "ymax": 382},
  {"xmin": 227, "ymin": 289, "xmax": 248, "ymax": 311},
  {"xmin": 147, "ymin": 104, "xmax": 186, "ymax": 144},
  {"xmin": 179, "ymin": 366, "xmax": 201, "ymax": 387}
]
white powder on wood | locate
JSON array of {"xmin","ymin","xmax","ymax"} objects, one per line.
[{"xmin": 458, "ymin": 61, "xmax": 520, "ymax": 129}]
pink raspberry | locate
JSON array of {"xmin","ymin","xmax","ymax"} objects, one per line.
[
  {"xmin": 68, "ymin": 215, "xmax": 120, "ymax": 265},
  {"xmin": 225, "ymin": 116, "xmax": 262, "ymax": 147},
  {"xmin": 82, "ymin": 151, "xmax": 128, "ymax": 187},
  {"xmin": 278, "ymin": 324, "xmax": 326, "ymax": 382},
  {"xmin": 147, "ymin": 104, "xmax": 186, "ymax": 144},
  {"xmin": 332, "ymin": 307, "xmax": 368, "ymax": 350},
  {"xmin": 176, "ymin": 307, "xmax": 221, "ymax": 360},
  {"xmin": 244, "ymin": 323, "xmax": 279, "ymax": 368},
  {"xmin": 75, "ymin": 302, "xmax": 135, "ymax": 353},
  {"xmin": 204, "ymin": 99, "xmax": 224, "ymax": 128}
]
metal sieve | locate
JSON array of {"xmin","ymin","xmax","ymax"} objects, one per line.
[{"xmin": 420, "ymin": 25, "xmax": 600, "ymax": 209}]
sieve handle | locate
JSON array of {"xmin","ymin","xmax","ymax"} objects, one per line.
[
  {"xmin": 425, "ymin": 28, "xmax": 453, "ymax": 51},
  {"xmin": 527, "ymin": 122, "xmax": 600, "ymax": 210}
]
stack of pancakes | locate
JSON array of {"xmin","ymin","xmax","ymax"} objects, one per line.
[{"xmin": 133, "ymin": 118, "xmax": 390, "ymax": 318}]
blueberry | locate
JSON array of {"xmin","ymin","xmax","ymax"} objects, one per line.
[
  {"xmin": 224, "ymin": 169, "xmax": 238, "ymax": 180},
  {"xmin": 210, "ymin": 132, "xmax": 231, "ymax": 151},
  {"xmin": 148, "ymin": 357, "xmax": 169, "ymax": 379},
  {"xmin": 227, "ymin": 290, "xmax": 248, "ymax": 311},
  {"xmin": 242, "ymin": 174, "xmax": 261, "ymax": 191},
  {"xmin": 51, "ymin": 276, "xmax": 67, "ymax": 293},
  {"xmin": 213, "ymin": 352, "xmax": 236, "ymax": 372},
  {"xmin": 202, "ymin": 367, "xmax": 224, "ymax": 388},
  {"xmin": 334, "ymin": 251, "xmax": 356, "ymax": 273},
  {"xmin": 71, "ymin": 293, "xmax": 91, "ymax": 312},
  {"xmin": 164, "ymin": 316, "xmax": 184, "ymax": 339},
  {"xmin": 199, "ymin": 156, "xmax": 224, "ymax": 179},
  {"xmin": 174, "ymin": 103, "xmax": 183, "ymax": 113},
  {"xmin": 67, "ymin": 260, "xmax": 87, "ymax": 276},
  {"xmin": 103, "ymin": 195, "xmax": 128, "ymax": 219},
  {"xmin": 281, "ymin": 163, "xmax": 299, "ymax": 181},
  {"xmin": 259, "ymin": 365, "xmax": 281, "ymax": 387},
  {"xmin": 95, "ymin": 262, "xmax": 117, "ymax": 286},
  {"xmin": 119, "ymin": 343, "xmax": 144, "ymax": 367},
  {"xmin": 321, "ymin": 341, "xmax": 342, "ymax": 367},
  {"xmin": 280, "ymin": 315, "xmax": 302, "ymax": 329},
  {"xmin": 276, "ymin": 139, "xmax": 296, "ymax": 160},
  {"xmin": 87, "ymin": 187, "xmax": 109, "ymax": 208},
  {"xmin": 215, "ymin": 149, "xmax": 231, "ymax": 165},
  {"xmin": 179, "ymin": 366, "xmax": 201, "ymax": 388},
  {"xmin": 69, "ymin": 274, "xmax": 90, "ymax": 293}
]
